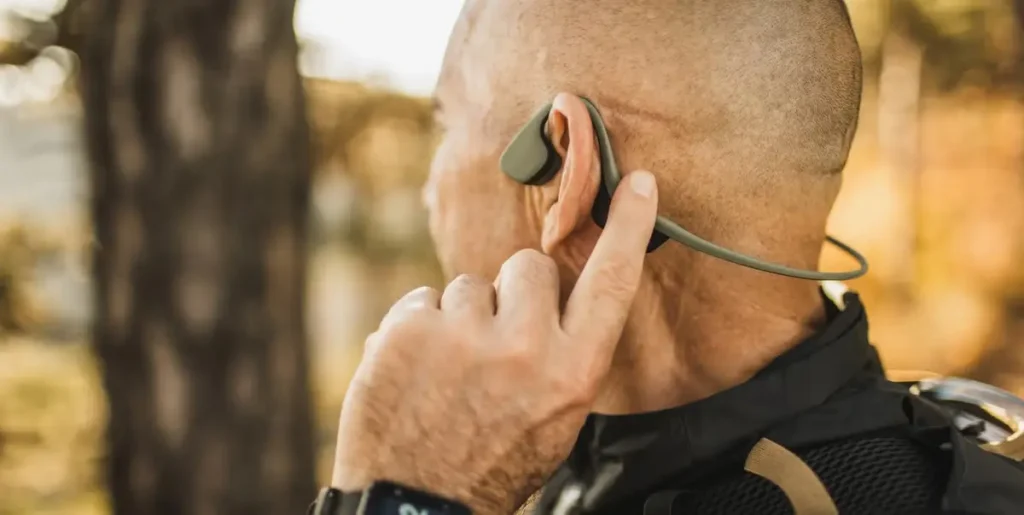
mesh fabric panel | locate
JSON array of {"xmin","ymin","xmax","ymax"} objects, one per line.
[{"xmin": 670, "ymin": 436, "xmax": 949, "ymax": 515}]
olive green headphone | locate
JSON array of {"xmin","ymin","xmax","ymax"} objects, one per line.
[{"xmin": 499, "ymin": 98, "xmax": 869, "ymax": 281}]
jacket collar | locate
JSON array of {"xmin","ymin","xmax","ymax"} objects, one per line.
[{"xmin": 544, "ymin": 291, "xmax": 877, "ymax": 510}]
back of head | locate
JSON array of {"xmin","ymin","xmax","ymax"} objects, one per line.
[{"xmin": 442, "ymin": 0, "xmax": 862, "ymax": 269}]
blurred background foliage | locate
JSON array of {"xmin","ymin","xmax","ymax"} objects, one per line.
[{"xmin": 0, "ymin": 0, "xmax": 1022, "ymax": 513}]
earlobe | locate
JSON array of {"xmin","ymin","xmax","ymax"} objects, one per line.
[{"xmin": 540, "ymin": 94, "xmax": 601, "ymax": 254}]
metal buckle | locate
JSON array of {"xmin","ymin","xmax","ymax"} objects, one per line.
[
  {"xmin": 820, "ymin": 280, "xmax": 849, "ymax": 311},
  {"xmin": 552, "ymin": 482, "xmax": 585, "ymax": 515},
  {"xmin": 910, "ymin": 376, "xmax": 1024, "ymax": 461},
  {"xmin": 310, "ymin": 488, "xmax": 342, "ymax": 515},
  {"xmin": 550, "ymin": 462, "xmax": 624, "ymax": 515}
]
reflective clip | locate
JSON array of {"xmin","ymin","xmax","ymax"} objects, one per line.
[
  {"xmin": 551, "ymin": 482, "xmax": 584, "ymax": 515},
  {"xmin": 820, "ymin": 280, "xmax": 848, "ymax": 311},
  {"xmin": 910, "ymin": 376, "xmax": 1024, "ymax": 461},
  {"xmin": 551, "ymin": 462, "xmax": 624, "ymax": 515}
]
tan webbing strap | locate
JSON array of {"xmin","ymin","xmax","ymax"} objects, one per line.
[
  {"xmin": 744, "ymin": 438, "xmax": 839, "ymax": 515},
  {"xmin": 515, "ymin": 489, "xmax": 542, "ymax": 515}
]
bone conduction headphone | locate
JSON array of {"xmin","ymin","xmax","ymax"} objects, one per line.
[{"xmin": 499, "ymin": 98, "xmax": 870, "ymax": 281}]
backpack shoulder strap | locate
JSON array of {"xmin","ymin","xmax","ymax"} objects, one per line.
[
  {"xmin": 744, "ymin": 438, "xmax": 838, "ymax": 515},
  {"xmin": 642, "ymin": 438, "xmax": 839, "ymax": 515}
]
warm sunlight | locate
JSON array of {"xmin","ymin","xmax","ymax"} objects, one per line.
[{"xmin": 295, "ymin": 0, "xmax": 465, "ymax": 94}]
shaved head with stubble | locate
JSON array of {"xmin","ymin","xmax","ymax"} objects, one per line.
[{"xmin": 425, "ymin": 0, "xmax": 863, "ymax": 413}]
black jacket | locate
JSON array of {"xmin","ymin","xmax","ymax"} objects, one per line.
[{"xmin": 534, "ymin": 292, "xmax": 1024, "ymax": 514}]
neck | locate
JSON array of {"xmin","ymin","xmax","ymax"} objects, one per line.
[{"xmin": 591, "ymin": 264, "xmax": 827, "ymax": 414}]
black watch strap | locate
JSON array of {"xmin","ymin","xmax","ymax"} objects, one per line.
[
  {"xmin": 308, "ymin": 487, "xmax": 363, "ymax": 515},
  {"xmin": 309, "ymin": 481, "xmax": 473, "ymax": 515}
]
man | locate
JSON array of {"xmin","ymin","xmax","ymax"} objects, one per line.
[{"xmin": 316, "ymin": 1, "xmax": 1024, "ymax": 514}]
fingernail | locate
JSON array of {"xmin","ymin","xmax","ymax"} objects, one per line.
[{"xmin": 630, "ymin": 171, "xmax": 655, "ymax": 198}]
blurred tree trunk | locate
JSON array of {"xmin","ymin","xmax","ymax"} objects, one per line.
[{"xmin": 80, "ymin": 0, "xmax": 316, "ymax": 514}]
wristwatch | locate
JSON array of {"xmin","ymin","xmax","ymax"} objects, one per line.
[{"xmin": 308, "ymin": 481, "xmax": 472, "ymax": 515}]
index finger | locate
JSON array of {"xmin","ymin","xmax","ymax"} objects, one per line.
[{"xmin": 561, "ymin": 170, "xmax": 659, "ymax": 347}]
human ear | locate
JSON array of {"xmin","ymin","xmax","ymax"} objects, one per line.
[{"xmin": 540, "ymin": 93, "xmax": 602, "ymax": 254}]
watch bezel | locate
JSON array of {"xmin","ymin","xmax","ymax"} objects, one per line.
[{"xmin": 360, "ymin": 480, "xmax": 472, "ymax": 515}]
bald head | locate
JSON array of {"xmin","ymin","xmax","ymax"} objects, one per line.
[{"xmin": 437, "ymin": 0, "xmax": 861, "ymax": 247}]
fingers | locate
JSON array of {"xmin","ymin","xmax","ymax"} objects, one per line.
[
  {"xmin": 561, "ymin": 170, "xmax": 659, "ymax": 350},
  {"xmin": 441, "ymin": 274, "xmax": 496, "ymax": 318},
  {"xmin": 379, "ymin": 286, "xmax": 441, "ymax": 331},
  {"xmin": 495, "ymin": 249, "xmax": 560, "ymax": 326}
]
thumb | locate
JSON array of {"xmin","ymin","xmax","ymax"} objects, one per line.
[{"xmin": 560, "ymin": 170, "xmax": 659, "ymax": 356}]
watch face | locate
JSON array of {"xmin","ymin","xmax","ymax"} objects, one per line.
[{"xmin": 363, "ymin": 482, "xmax": 471, "ymax": 515}]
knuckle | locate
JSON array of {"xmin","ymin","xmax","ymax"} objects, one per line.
[
  {"xmin": 509, "ymin": 248, "xmax": 555, "ymax": 273},
  {"xmin": 377, "ymin": 317, "xmax": 417, "ymax": 343},
  {"xmin": 408, "ymin": 285, "xmax": 439, "ymax": 300},
  {"xmin": 362, "ymin": 331, "xmax": 383, "ymax": 353},
  {"xmin": 391, "ymin": 286, "xmax": 439, "ymax": 314},
  {"xmin": 448, "ymin": 273, "xmax": 488, "ymax": 292},
  {"xmin": 381, "ymin": 307, "xmax": 433, "ymax": 337}
]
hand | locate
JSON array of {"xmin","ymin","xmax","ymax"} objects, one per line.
[{"xmin": 331, "ymin": 171, "xmax": 660, "ymax": 514}]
